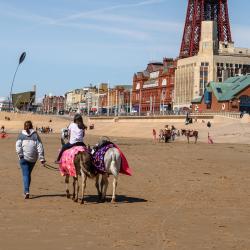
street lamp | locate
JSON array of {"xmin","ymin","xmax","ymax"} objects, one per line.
[{"xmin": 9, "ymin": 52, "xmax": 26, "ymax": 111}]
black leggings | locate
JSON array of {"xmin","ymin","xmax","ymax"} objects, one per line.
[{"xmin": 57, "ymin": 142, "xmax": 86, "ymax": 161}]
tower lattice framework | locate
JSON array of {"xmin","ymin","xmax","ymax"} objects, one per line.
[{"xmin": 179, "ymin": 0, "xmax": 232, "ymax": 58}]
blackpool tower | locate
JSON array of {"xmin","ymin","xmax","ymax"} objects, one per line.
[{"xmin": 179, "ymin": 0, "xmax": 232, "ymax": 58}]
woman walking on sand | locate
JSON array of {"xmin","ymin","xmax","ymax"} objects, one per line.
[{"xmin": 16, "ymin": 121, "xmax": 46, "ymax": 199}]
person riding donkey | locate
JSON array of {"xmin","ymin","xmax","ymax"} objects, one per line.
[{"xmin": 55, "ymin": 114, "xmax": 87, "ymax": 164}]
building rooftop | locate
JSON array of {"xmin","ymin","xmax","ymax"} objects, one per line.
[
  {"xmin": 209, "ymin": 75, "xmax": 250, "ymax": 101},
  {"xmin": 192, "ymin": 74, "xmax": 250, "ymax": 103}
]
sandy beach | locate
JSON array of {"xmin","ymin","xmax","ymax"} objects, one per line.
[
  {"xmin": 0, "ymin": 113, "xmax": 250, "ymax": 250},
  {"xmin": 1, "ymin": 112, "xmax": 250, "ymax": 144}
]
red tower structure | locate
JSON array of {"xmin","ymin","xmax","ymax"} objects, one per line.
[{"xmin": 179, "ymin": 0, "xmax": 232, "ymax": 58}]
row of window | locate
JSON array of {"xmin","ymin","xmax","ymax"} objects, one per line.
[{"xmin": 217, "ymin": 63, "xmax": 250, "ymax": 68}]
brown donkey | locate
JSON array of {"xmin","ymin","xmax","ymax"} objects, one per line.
[
  {"xmin": 64, "ymin": 151, "xmax": 96, "ymax": 204},
  {"xmin": 182, "ymin": 130, "xmax": 198, "ymax": 144}
]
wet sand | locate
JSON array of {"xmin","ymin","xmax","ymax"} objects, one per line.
[{"xmin": 0, "ymin": 134, "xmax": 250, "ymax": 250}]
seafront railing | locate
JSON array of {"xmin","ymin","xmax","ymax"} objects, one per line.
[{"xmin": 191, "ymin": 112, "xmax": 241, "ymax": 119}]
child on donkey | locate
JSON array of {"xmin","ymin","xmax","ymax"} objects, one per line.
[{"xmin": 55, "ymin": 114, "xmax": 87, "ymax": 163}]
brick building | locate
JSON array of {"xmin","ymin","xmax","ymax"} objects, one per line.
[
  {"xmin": 42, "ymin": 95, "xmax": 65, "ymax": 114},
  {"xmin": 99, "ymin": 85, "xmax": 132, "ymax": 115},
  {"xmin": 192, "ymin": 75, "xmax": 250, "ymax": 113},
  {"xmin": 132, "ymin": 58, "xmax": 176, "ymax": 114}
]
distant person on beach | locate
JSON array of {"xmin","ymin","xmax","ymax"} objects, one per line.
[
  {"xmin": 16, "ymin": 121, "xmax": 46, "ymax": 199},
  {"xmin": 1, "ymin": 125, "xmax": 5, "ymax": 133},
  {"xmin": 55, "ymin": 114, "xmax": 87, "ymax": 163},
  {"xmin": 152, "ymin": 128, "xmax": 157, "ymax": 143},
  {"xmin": 207, "ymin": 121, "xmax": 211, "ymax": 128}
]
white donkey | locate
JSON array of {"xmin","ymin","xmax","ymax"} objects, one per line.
[{"xmin": 94, "ymin": 147, "xmax": 121, "ymax": 203}]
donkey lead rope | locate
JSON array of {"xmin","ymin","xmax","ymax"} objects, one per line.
[{"xmin": 43, "ymin": 163, "xmax": 60, "ymax": 172}]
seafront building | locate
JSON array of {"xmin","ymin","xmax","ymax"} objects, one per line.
[
  {"xmin": 192, "ymin": 74, "xmax": 250, "ymax": 113},
  {"xmin": 0, "ymin": 97, "xmax": 12, "ymax": 111},
  {"xmin": 132, "ymin": 58, "xmax": 176, "ymax": 114},
  {"xmin": 63, "ymin": 84, "xmax": 132, "ymax": 115},
  {"xmin": 42, "ymin": 95, "xmax": 65, "ymax": 114},
  {"xmin": 174, "ymin": 21, "xmax": 250, "ymax": 109}
]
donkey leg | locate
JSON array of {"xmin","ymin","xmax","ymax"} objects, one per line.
[
  {"xmin": 95, "ymin": 174, "xmax": 102, "ymax": 201},
  {"xmin": 72, "ymin": 177, "xmax": 76, "ymax": 200},
  {"xmin": 74, "ymin": 177, "xmax": 79, "ymax": 202},
  {"xmin": 65, "ymin": 175, "xmax": 70, "ymax": 199},
  {"xmin": 102, "ymin": 174, "xmax": 109, "ymax": 202},
  {"xmin": 81, "ymin": 174, "xmax": 87, "ymax": 204},
  {"xmin": 100, "ymin": 175, "xmax": 105, "ymax": 198},
  {"xmin": 111, "ymin": 176, "xmax": 118, "ymax": 203}
]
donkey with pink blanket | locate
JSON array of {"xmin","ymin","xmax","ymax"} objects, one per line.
[
  {"xmin": 59, "ymin": 142, "xmax": 132, "ymax": 204},
  {"xmin": 59, "ymin": 146, "xmax": 96, "ymax": 204}
]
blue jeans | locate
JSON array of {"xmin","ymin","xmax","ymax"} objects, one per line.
[{"xmin": 19, "ymin": 159, "xmax": 36, "ymax": 194}]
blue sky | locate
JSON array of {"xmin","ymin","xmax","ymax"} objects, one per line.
[{"xmin": 0, "ymin": 0, "xmax": 250, "ymax": 99}]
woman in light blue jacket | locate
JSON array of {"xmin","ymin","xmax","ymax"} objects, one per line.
[{"xmin": 16, "ymin": 121, "xmax": 46, "ymax": 199}]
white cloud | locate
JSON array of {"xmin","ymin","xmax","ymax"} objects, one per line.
[
  {"xmin": 59, "ymin": 0, "xmax": 166, "ymax": 22},
  {"xmin": 0, "ymin": 0, "xmax": 171, "ymax": 41},
  {"xmin": 67, "ymin": 13, "xmax": 181, "ymax": 32}
]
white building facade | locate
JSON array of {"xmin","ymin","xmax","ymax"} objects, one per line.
[{"xmin": 174, "ymin": 21, "xmax": 250, "ymax": 108}]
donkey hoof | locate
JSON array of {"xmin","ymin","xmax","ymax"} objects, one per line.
[
  {"xmin": 74, "ymin": 199, "xmax": 78, "ymax": 203},
  {"xmin": 81, "ymin": 200, "xmax": 84, "ymax": 205},
  {"xmin": 66, "ymin": 194, "xmax": 70, "ymax": 199},
  {"xmin": 100, "ymin": 198, "xmax": 106, "ymax": 203},
  {"xmin": 111, "ymin": 199, "xmax": 116, "ymax": 204}
]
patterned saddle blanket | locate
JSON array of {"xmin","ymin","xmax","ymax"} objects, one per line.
[
  {"xmin": 92, "ymin": 143, "xmax": 132, "ymax": 176},
  {"xmin": 59, "ymin": 146, "xmax": 88, "ymax": 177}
]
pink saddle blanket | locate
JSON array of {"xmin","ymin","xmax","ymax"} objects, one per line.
[{"xmin": 59, "ymin": 146, "xmax": 87, "ymax": 177}]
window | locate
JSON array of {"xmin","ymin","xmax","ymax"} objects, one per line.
[
  {"xmin": 216, "ymin": 88, "xmax": 222, "ymax": 94},
  {"xmin": 200, "ymin": 65, "xmax": 209, "ymax": 96}
]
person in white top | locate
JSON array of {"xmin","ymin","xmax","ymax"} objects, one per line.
[{"xmin": 55, "ymin": 114, "xmax": 87, "ymax": 163}]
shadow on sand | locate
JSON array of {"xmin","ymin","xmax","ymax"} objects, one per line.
[
  {"xmin": 30, "ymin": 194, "xmax": 67, "ymax": 199},
  {"xmin": 83, "ymin": 195, "xmax": 147, "ymax": 204},
  {"xmin": 30, "ymin": 194, "xmax": 147, "ymax": 203}
]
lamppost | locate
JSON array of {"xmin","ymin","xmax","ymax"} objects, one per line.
[{"xmin": 9, "ymin": 52, "xmax": 26, "ymax": 111}]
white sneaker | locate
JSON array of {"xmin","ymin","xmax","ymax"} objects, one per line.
[{"xmin": 24, "ymin": 193, "xmax": 30, "ymax": 199}]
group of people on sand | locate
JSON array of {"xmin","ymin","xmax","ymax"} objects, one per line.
[
  {"xmin": 153, "ymin": 125, "xmax": 181, "ymax": 143},
  {"xmin": 36, "ymin": 126, "xmax": 53, "ymax": 134},
  {"xmin": 15, "ymin": 114, "xmax": 87, "ymax": 199}
]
